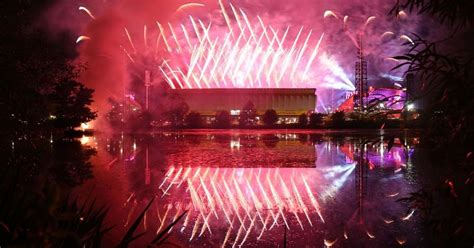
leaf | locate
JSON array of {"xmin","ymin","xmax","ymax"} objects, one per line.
[
  {"xmin": 116, "ymin": 196, "xmax": 156, "ymax": 247},
  {"xmin": 150, "ymin": 211, "xmax": 187, "ymax": 246}
]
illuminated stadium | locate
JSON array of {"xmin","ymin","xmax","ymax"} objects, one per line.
[{"xmin": 174, "ymin": 88, "xmax": 317, "ymax": 124}]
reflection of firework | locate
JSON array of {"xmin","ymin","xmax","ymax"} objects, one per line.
[{"xmin": 158, "ymin": 167, "xmax": 325, "ymax": 245}]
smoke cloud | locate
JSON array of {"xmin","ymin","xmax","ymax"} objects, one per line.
[{"xmin": 42, "ymin": 0, "xmax": 435, "ymax": 114}]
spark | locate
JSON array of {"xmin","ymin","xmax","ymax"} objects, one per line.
[
  {"xmin": 181, "ymin": 210, "xmax": 191, "ymax": 232},
  {"xmin": 303, "ymin": 176, "xmax": 325, "ymax": 223},
  {"xmin": 239, "ymin": 214, "xmax": 257, "ymax": 246},
  {"xmin": 267, "ymin": 174, "xmax": 289, "ymax": 229},
  {"xmin": 291, "ymin": 177, "xmax": 312, "ymax": 226},
  {"xmin": 386, "ymin": 192, "xmax": 399, "ymax": 197},
  {"xmin": 223, "ymin": 180, "xmax": 246, "ymax": 229},
  {"xmin": 324, "ymin": 10, "xmax": 339, "ymax": 19},
  {"xmin": 168, "ymin": 203, "xmax": 182, "ymax": 233},
  {"xmin": 177, "ymin": 167, "xmax": 192, "ymax": 187},
  {"xmin": 398, "ymin": 10, "xmax": 408, "ymax": 19},
  {"xmin": 190, "ymin": 214, "xmax": 201, "ymax": 241},
  {"xmin": 400, "ymin": 34, "xmax": 415, "ymax": 45},
  {"xmin": 257, "ymin": 213, "xmax": 271, "ymax": 240},
  {"xmin": 302, "ymin": 33, "xmax": 325, "ymax": 80},
  {"xmin": 124, "ymin": 27, "xmax": 136, "ymax": 53},
  {"xmin": 162, "ymin": 167, "xmax": 183, "ymax": 196},
  {"xmin": 233, "ymin": 218, "xmax": 245, "ymax": 248},
  {"xmin": 279, "ymin": 175, "xmax": 304, "ymax": 230},
  {"xmin": 125, "ymin": 193, "xmax": 135, "ymax": 205},
  {"xmin": 168, "ymin": 23, "xmax": 182, "ymax": 54},
  {"xmin": 76, "ymin": 35, "xmax": 91, "ymax": 44},
  {"xmin": 364, "ymin": 16, "xmax": 376, "ymax": 28},
  {"xmin": 176, "ymin": 3, "xmax": 205, "ymax": 13},
  {"xmin": 396, "ymin": 237, "xmax": 407, "ymax": 245},
  {"xmin": 221, "ymin": 218, "xmax": 235, "ymax": 248},
  {"xmin": 219, "ymin": 0, "xmax": 233, "ymax": 33},
  {"xmin": 385, "ymin": 57, "xmax": 400, "ymax": 63},
  {"xmin": 366, "ymin": 230, "xmax": 376, "ymax": 239},
  {"xmin": 78, "ymin": 6, "xmax": 96, "ymax": 20},
  {"xmin": 199, "ymin": 176, "xmax": 218, "ymax": 218},
  {"xmin": 382, "ymin": 217, "xmax": 394, "ymax": 224},
  {"xmin": 156, "ymin": 22, "xmax": 171, "ymax": 52},
  {"xmin": 156, "ymin": 204, "xmax": 171, "ymax": 233},
  {"xmin": 381, "ymin": 31, "xmax": 395, "ymax": 39},
  {"xmin": 199, "ymin": 212, "xmax": 213, "ymax": 236},
  {"xmin": 143, "ymin": 25, "xmax": 148, "ymax": 51},
  {"xmin": 124, "ymin": 200, "xmax": 137, "ymax": 227},
  {"xmin": 401, "ymin": 209, "xmax": 415, "ymax": 221},
  {"xmin": 324, "ymin": 238, "xmax": 337, "ymax": 247}
]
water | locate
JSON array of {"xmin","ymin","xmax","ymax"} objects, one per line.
[{"xmin": 76, "ymin": 129, "xmax": 424, "ymax": 247}]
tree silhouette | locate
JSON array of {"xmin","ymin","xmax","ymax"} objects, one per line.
[
  {"xmin": 239, "ymin": 100, "xmax": 257, "ymax": 127},
  {"xmin": 215, "ymin": 110, "xmax": 231, "ymax": 128},
  {"xmin": 49, "ymin": 78, "xmax": 97, "ymax": 130},
  {"xmin": 309, "ymin": 113, "xmax": 324, "ymax": 127},
  {"xmin": 298, "ymin": 113, "xmax": 308, "ymax": 126},
  {"xmin": 263, "ymin": 109, "xmax": 279, "ymax": 126},
  {"xmin": 331, "ymin": 111, "xmax": 345, "ymax": 127},
  {"xmin": 185, "ymin": 112, "xmax": 202, "ymax": 128},
  {"xmin": 390, "ymin": 2, "xmax": 474, "ymax": 246}
]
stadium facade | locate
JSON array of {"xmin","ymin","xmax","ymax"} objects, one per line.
[{"xmin": 174, "ymin": 88, "xmax": 317, "ymax": 124}]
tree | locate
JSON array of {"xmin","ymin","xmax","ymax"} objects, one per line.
[
  {"xmin": 390, "ymin": 1, "xmax": 474, "ymax": 148},
  {"xmin": 263, "ymin": 109, "xmax": 279, "ymax": 126},
  {"xmin": 215, "ymin": 111, "xmax": 231, "ymax": 128},
  {"xmin": 185, "ymin": 112, "xmax": 202, "ymax": 128},
  {"xmin": 0, "ymin": 0, "xmax": 86, "ymax": 136},
  {"xmin": 106, "ymin": 98, "xmax": 125, "ymax": 129},
  {"xmin": 298, "ymin": 113, "xmax": 308, "ymax": 126},
  {"xmin": 388, "ymin": 2, "xmax": 474, "ymax": 246},
  {"xmin": 239, "ymin": 100, "xmax": 257, "ymax": 127},
  {"xmin": 165, "ymin": 101, "xmax": 189, "ymax": 127},
  {"xmin": 331, "ymin": 111, "xmax": 345, "ymax": 127},
  {"xmin": 309, "ymin": 113, "xmax": 324, "ymax": 127},
  {"xmin": 49, "ymin": 79, "xmax": 97, "ymax": 130}
]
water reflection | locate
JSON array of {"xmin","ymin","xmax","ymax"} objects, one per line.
[{"xmin": 86, "ymin": 130, "xmax": 421, "ymax": 247}]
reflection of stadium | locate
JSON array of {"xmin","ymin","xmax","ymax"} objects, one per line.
[{"xmin": 174, "ymin": 88, "xmax": 316, "ymax": 124}]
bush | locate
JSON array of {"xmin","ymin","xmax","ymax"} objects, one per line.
[
  {"xmin": 298, "ymin": 113, "xmax": 308, "ymax": 127},
  {"xmin": 309, "ymin": 113, "xmax": 324, "ymax": 127},
  {"xmin": 263, "ymin": 109, "xmax": 279, "ymax": 126},
  {"xmin": 185, "ymin": 112, "xmax": 202, "ymax": 128},
  {"xmin": 331, "ymin": 110, "xmax": 345, "ymax": 128},
  {"xmin": 215, "ymin": 111, "xmax": 231, "ymax": 128}
]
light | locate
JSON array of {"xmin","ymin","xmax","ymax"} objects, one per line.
[
  {"xmin": 230, "ymin": 110, "xmax": 241, "ymax": 116},
  {"xmin": 80, "ymin": 136, "xmax": 90, "ymax": 145},
  {"xmin": 81, "ymin": 122, "xmax": 90, "ymax": 130},
  {"xmin": 407, "ymin": 103, "xmax": 415, "ymax": 111},
  {"xmin": 379, "ymin": 103, "xmax": 385, "ymax": 108},
  {"xmin": 230, "ymin": 139, "xmax": 241, "ymax": 149}
]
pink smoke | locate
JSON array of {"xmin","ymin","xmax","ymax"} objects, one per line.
[{"xmin": 42, "ymin": 0, "xmax": 432, "ymax": 114}]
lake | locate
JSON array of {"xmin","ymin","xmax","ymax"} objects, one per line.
[{"xmin": 75, "ymin": 129, "xmax": 424, "ymax": 247}]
